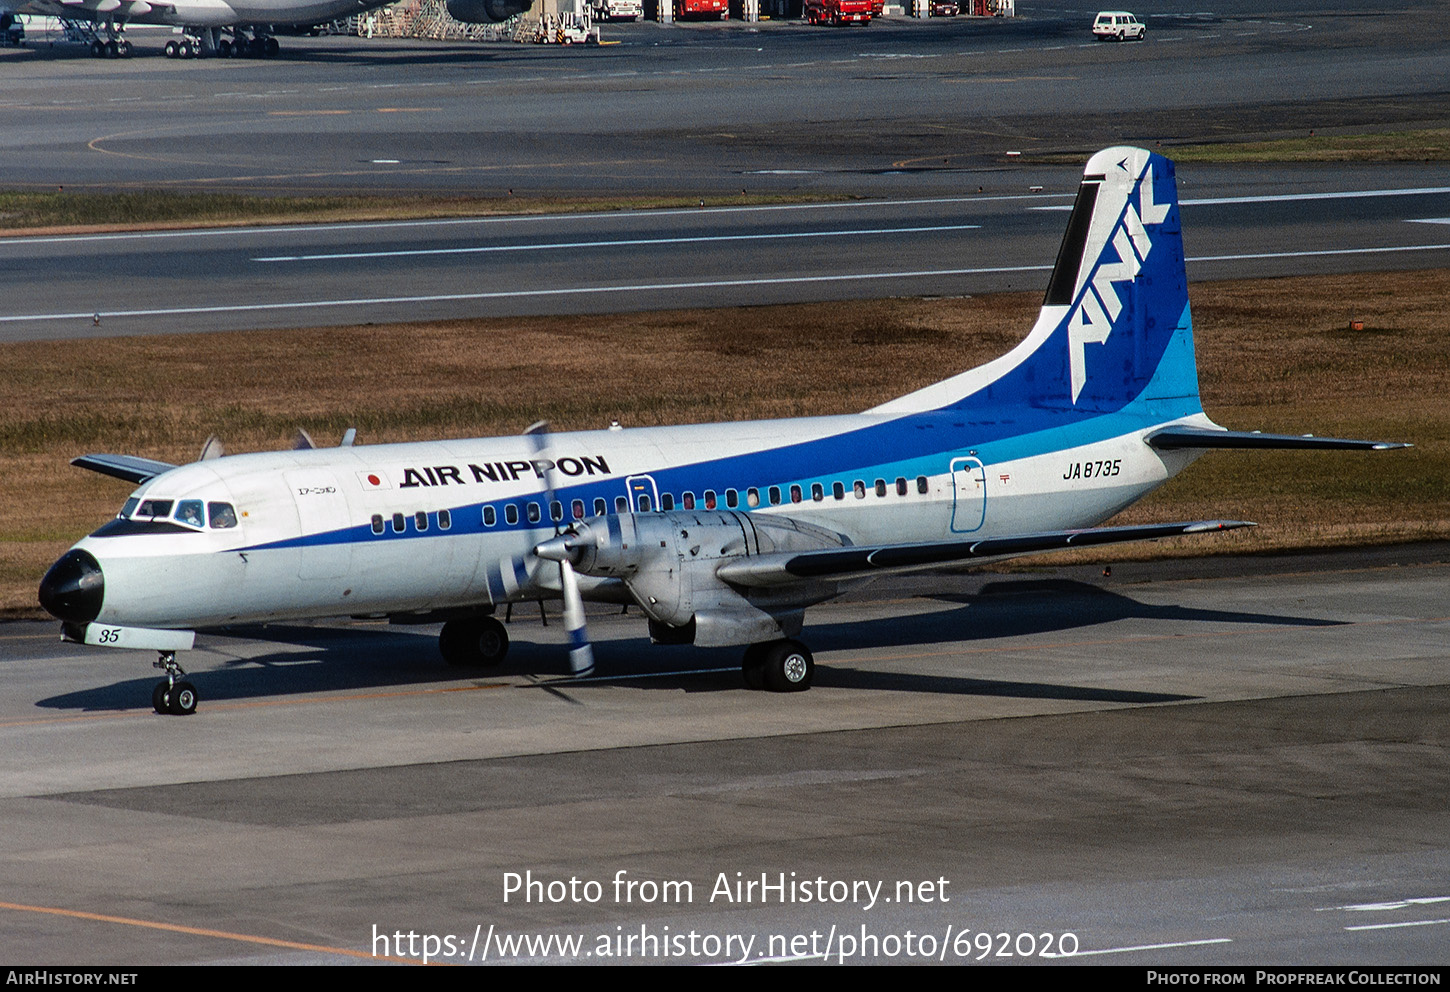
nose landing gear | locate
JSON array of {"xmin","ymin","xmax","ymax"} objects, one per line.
[{"xmin": 151, "ymin": 651, "xmax": 198, "ymax": 715}]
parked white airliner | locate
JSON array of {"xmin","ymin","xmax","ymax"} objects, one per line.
[
  {"xmin": 39, "ymin": 147, "xmax": 1407, "ymax": 714},
  {"xmin": 1, "ymin": 0, "xmax": 527, "ymax": 59}
]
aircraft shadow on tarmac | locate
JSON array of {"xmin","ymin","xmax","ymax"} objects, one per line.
[{"xmin": 36, "ymin": 580, "xmax": 1341, "ymax": 712}]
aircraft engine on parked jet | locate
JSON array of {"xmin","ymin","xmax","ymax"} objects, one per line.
[
  {"xmin": 445, "ymin": 0, "xmax": 533, "ymax": 21},
  {"xmin": 535, "ymin": 511, "xmax": 848, "ymax": 647}
]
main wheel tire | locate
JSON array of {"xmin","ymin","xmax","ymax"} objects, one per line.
[
  {"xmin": 263, "ymin": 36, "xmax": 279, "ymax": 56},
  {"xmin": 164, "ymin": 39, "xmax": 179, "ymax": 57},
  {"xmin": 439, "ymin": 616, "xmax": 509, "ymax": 668},
  {"xmin": 762, "ymin": 639, "xmax": 813, "ymax": 693},
  {"xmin": 741, "ymin": 643, "xmax": 767, "ymax": 690},
  {"xmin": 168, "ymin": 681, "xmax": 198, "ymax": 715},
  {"xmin": 152, "ymin": 682, "xmax": 170, "ymax": 714}
]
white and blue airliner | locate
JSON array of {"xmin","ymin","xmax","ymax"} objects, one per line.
[{"xmin": 38, "ymin": 147, "xmax": 1407, "ymax": 714}]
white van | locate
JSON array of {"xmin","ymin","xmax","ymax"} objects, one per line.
[{"xmin": 1092, "ymin": 10, "xmax": 1145, "ymax": 40}]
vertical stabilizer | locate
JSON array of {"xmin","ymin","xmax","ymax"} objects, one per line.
[{"xmin": 871, "ymin": 147, "xmax": 1201, "ymax": 422}]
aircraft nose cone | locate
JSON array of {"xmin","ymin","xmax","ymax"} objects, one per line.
[{"xmin": 38, "ymin": 550, "xmax": 104, "ymax": 624}]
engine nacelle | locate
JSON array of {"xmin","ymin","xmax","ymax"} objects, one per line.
[
  {"xmin": 445, "ymin": 0, "xmax": 534, "ymax": 21},
  {"xmin": 555, "ymin": 511, "xmax": 848, "ymax": 645}
]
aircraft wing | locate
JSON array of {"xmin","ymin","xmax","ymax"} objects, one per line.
[
  {"xmin": 1147, "ymin": 427, "xmax": 1410, "ymax": 451},
  {"xmin": 71, "ymin": 453, "xmax": 178, "ymax": 485},
  {"xmin": 715, "ymin": 519, "xmax": 1254, "ymax": 588}
]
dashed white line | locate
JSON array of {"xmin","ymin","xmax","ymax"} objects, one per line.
[{"xmin": 252, "ymin": 224, "xmax": 982, "ymax": 263}]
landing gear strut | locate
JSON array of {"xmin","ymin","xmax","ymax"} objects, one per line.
[
  {"xmin": 742, "ymin": 638, "xmax": 814, "ymax": 692},
  {"xmin": 151, "ymin": 651, "xmax": 198, "ymax": 715}
]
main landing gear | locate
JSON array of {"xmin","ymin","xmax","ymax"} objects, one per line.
[
  {"xmin": 438, "ymin": 616, "xmax": 510, "ymax": 668},
  {"xmin": 151, "ymin": 651, "xmax": 198, "ymax": 715},
  {"xmin": 164, "ymin": 29, "xmax": 280, "ymax": 59},
  {"xmin": 742, "ymin": 639, "xmax": 814, "ymax": 692}
]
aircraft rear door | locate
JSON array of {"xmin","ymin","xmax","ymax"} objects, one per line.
[
  {"xmin": 949, "ymin": 457, "xmax": 986, "ymax": 533},
  {"xmin": 284, "ymin": 469, "xmax": 354, "ymax": 579}
]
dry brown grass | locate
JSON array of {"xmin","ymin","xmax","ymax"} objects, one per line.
[{"xmin": 3, "ymin": 271, "xmax": 1446, "ymax": 615}]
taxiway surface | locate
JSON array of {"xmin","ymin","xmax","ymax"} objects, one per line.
[
  {"xmin": 2, "ymin": 546, "xmax": 1447, "ymax": 964},
  {"xmin": 4, "ymin": 180, "xmax": 1450, "ymax": 339}
]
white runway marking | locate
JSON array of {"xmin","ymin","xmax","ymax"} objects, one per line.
[
  {"xmin": 0, "ymin": 265, "xmax": 1057, "ymax": 325},
  {"xmin": 1344, "ymin": 918, "xmax": 1450, "ymax": 932},
  {"xmin": 0, "ymin": 195, "xmax": 1068, "ymax": 250},
  {"xmin": 1320, "ymin": 896, "xmax": 1450, "ymax": 913},
  {"xmin": 1050, "ymin": 937, "xmax": 1233, "ymax": 957},
  {"xmin": 251, "ymin": 225, "xmax": 982, "ymax": 263},
  {"xmin": 1033, "ymin": 186, "xmax": 1450, "ymax": 211},
  {"xmin": 1189, "ymin": 244, "xmax": 1450, "ymax": 263}
]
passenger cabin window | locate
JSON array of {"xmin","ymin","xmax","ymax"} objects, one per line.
[
  {"xmin": 790, "ymin": 485, "xmax": 802, "ymax": 504},
  {"xmin": 682, "ymin": 492, "xmax": 696, "ymax": 510},
  {"xmin": 483, "ymin": 506, "xmax": 497, "ymax": 527},
  {"xmin": 505, "ymin": 504, "xmax": 519, "ymax": 526},
  {"xmin": 594, "ymin": 498, "xmax": 607, "ymax": 516},
  {"xmin": 392, "ymin": 512, "xmax": 406, "ymax": 533},
  {"xmin": 550, "ymin": 501, "xmax": 563, "ymax": 522},
  {"xmin": 746, "ymin": 488, "xmax": 760, "ymax": 508},
  {"xmin": 527, "ymin": 502, "xmax": 541, "ymax": 524},
  {"xmin": 208, "ymin": 502, "xmax": 238, "ymax": 529},
  {"xmin": 895, "ymin": 477, "xmax": 908, "ymax": 496},
  {"xmin": 832, "ymin": 482, "xmax": 844, "ymax": 501},
  {"xmin": 726, "ymin": 489, "xmax": 739, "ymax": 509},
  {"xmin": 615, "ymin": 496, "xmax": 628, "ymax": 513},
  {"xmin": 704, "ymin": 490, "xmax": 717, "ymax": 510},
  {"xmin": 917, "ymin": 476, "xmax": 929, "ymax": 495},
  {"xmin": 637, "ymin": 494, "xmax": 652, "ymax": 512},
  {"xmin": 371, "ymin": 514, "xmax": 385, "ymax": 535},
  {"xmin": 415, "ymin": 511, "xmax": 428, "ymax": 532},
  {"xmin": 875, "ymin": 479, "xmax": 887, "ymax": 498},
  {"xmin": 769, "ymin": 486, "xmax": 781, "ymax": 506},
  {"xmin": 811, "ymin": 483, "xmax": 824, "ymax": 502},
  {"xmin": 174, "ymin": 500, "xmax": 204, "ymax": 528},
  {"xmin": 572, "ymin": 499, "xmax": 585, "ymax": 520},
  {"xmin": 438, "ymin": 509, "xmax": 451, "ymax": 530},
  {"xmin": 661, "ymin": 493, "xmax": 675, "ymax": 511},
  {"xmin": 854, "ymin": 480, "xmax": 866, "ymax": 499}
]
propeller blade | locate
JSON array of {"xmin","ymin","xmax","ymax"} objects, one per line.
[
  {"xmin": 198, "ymin": 435, "xmax": 224, "ymax": 461},
  {"xmin": 559, "ymin": 559, "xmax": 594, "ymax": 676},
  {"xmin": 293, "ymin": 428, "xmax": 316, "ymax": 451},
  {"xmin": 340, "ymin": 428, "xmax": 357, "ymax": 447},
  {"xmin": 527, "ymin": 420, "xmax": 595, "ymax": 675}
]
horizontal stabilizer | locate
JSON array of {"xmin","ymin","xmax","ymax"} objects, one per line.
[
  {"xmin": 717, "ymin": 519, "xmax": 1254, "ymax": 587},
  {"xmin": 1147, "ymin": 427, "xmax": 1411, "ymax": 452},
  {"xmin": 71, "ymin": 454, "xmax": 178, "ymax": 485}
]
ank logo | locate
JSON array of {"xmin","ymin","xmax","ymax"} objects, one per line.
[{"xmin": 1067, "ymin": 160, "xmax": 1170, "ymax": 403}]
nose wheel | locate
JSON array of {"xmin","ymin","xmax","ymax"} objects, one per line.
[{"xmin": 151, "ymin": 651, "xmax": 198, "ymax": 715}]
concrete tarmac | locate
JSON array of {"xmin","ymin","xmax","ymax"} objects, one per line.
[
  {"xmin": 2, "ymin": 2, "xmax": 1447, "ymax": 196},
  {"xmin": 2, "ymin": 544, "xmax": 1446, "ymax": 964}
]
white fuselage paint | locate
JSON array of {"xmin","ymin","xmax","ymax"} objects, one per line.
[{"xmin": 71, "ymin": 413, "xmax": 1203, "ymax": 632}]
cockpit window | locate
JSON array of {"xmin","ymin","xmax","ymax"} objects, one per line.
[
  {"xmin": 208, "ymin": 502, "xmax": 238, "ymax": 529},
  {"xmin": 175, "ymin": 500, "xmax": 205, "ymax": 528},
  {"xmin": 120, "ymin": 497, "xmax": 140, "ymax": 518},
  {"xmin": 136, "ymin": 499, "xmax": 173, "ymax": 518}
]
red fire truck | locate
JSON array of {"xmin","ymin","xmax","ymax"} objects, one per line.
[
  {"xmin": 804, "ymin": 0, "xmax": 871, "ymax": 24},
  {"xmin": 675, "ymin": 0, "xmax": 728, "ymax": 17}
]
